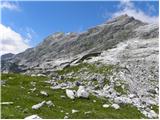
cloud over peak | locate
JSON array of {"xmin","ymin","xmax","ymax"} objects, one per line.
[{"xmin": 112, "ymin": 0, "xmax": 159, "ymax": 24}]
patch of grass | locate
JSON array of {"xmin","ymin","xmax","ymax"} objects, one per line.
[
  {"xmin": 114, "ymin": 85, "xmax": 127, "ymax": 95},
  {"xmin": 151, "ymin": 105, "xmax": 159, "ymax": 114},
  {"xmin": 1, "ymin": 73, "xmax": 145, "ymax": 119},
  {"xmin": 56, "ymin": 62, "xmax": 114, "ymax": 75},
  {"xmin": 56, "ymin": 63, "xmax": 88, "ymax": 75},
  {"xmin": 104, "ymin": 79, "xmax": 110, "ymax": 85}
]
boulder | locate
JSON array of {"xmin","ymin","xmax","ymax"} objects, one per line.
[
  {"xmin": 66, "ymin": 89, "xmax": 76, "ymax": 99},
  {"xmin": 24, "ymin": 114, "xmax": 42, "ymax": 119},
  {"xmin": 32, "ymin": 101, "xmax": 46, "ymax": 110},
  {"xmin": 46, "ymin": 101, "xmax": 54, "ymax": 107},
  {"xmin": 128, "ymin": 94, "xmax": 136, "ymax": 98},
  {"xmin": 72, "ymin": 109, "xmax": 79, "ymax": 113},
  {"xmin": 77, "ymin": 86, "xmax": 89, "ymax": 98},
  {"xmin": 111, "ymin": 104, "xmax": 120, "ymax": 109},
  {"xmin": 37, "ymin": 74, "xmax": 46, "ymax": 77},
  {"xmin": 102, "ymin": 104, "xmax": 110, "ymax": 108},
  {"xmin": 40, "ymin": 91, "xmax": 48, "ymax": 96}
]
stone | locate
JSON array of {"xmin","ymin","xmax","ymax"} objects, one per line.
[
  {"xmin": 64, "ymin": 116, "xmax": 69, "ymax": 119},
  {"xmin": 31, "ymin": 74, "xmax": 36, "ymax": 77},
  {"xmin": 128, "ymin": 94, "xmax": 136, "ymax": 98},
  {"xmin": 84, "ymin": 111, "xmax": 92, "ymax": 114},
  {"xmin": 40, "ymin": 91, "xmax": 48, "ymax": 96},
  {"xmin": 37, "ymin": 74, "xmax": 46, "ymax": 77},
  {"xmin": 24, "ymin": 114, "xmax": 42, "ymax": 119},
  {"xmin": 102, "ymin": 104, "xmax": 110, "ymax": 108},
  {"xmin": 50, "ymin": 86, "xmax": 61, "ymax": 90},
  {"xmin": 30, "ymin": 88, "xmax": 36, "ymax": 92},
  {"xmin": 114, "ymin": 97, "xmax": 132, "ymax": 104},
  {"xmin": 66, "ymin": 89, "xmax": 76, "ymax": 99},
  {"xmin": 72, "ymin": 109, "xmax": 79, "ymax": 113},
  {"xmin": 46, "ymin": 101, "xmax": 54, "ymax": 107},
  {"xmin": 32, "ymin": 101, "xmax": 46, "ymax": 110},
  {"xmin": 111, "ymin": 104, "xmax": 120, "ymax": 109},
  {"xmin": 77, "ymin": 86, "xmax": 89, "ymax": 98},
  {"xmin": 1, "ymin": 102, "xmax": 13, "ymax": 105}
]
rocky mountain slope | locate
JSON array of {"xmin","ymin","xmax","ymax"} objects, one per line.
[
  {"xmin": 1, "ymin": 14, "xmax": 159, "ymax": 118},
  {"xmin": 2, "ymin": 14, "xmax": 158, "ymax": 74}
]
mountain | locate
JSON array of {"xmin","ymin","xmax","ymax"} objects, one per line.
[
  {"xmin": 1, "ymin": 14, "xmax": 158, "ymax": 75},
  {"xmin": 1, "ymin": 14, "xmax": 159, "ymax": 118}
]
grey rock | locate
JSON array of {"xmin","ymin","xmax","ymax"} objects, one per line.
[
  {"xmin": 111, "ymin": 104, "xmax": 120, "ymax": 109},
  {"xmin": 40, "ymin": 91, "xmax": 48, "ymax": 96},
  {"xmin": 72, "ymin": 109, "xmax": 79, "ymax": 113},
  {"xmin": 77, "ymin": 86, "xmax": 89, "ymax": 98},
  {"xmin": 46, "ymin": 100, "xmax": 54, "ymax": 107},
  {"xmin": 32, "ymin": 101, "xmax": 46, "ymax": 110},
  {"xmin": 24, "ymin": 114, "xmax": 42, "ymax": 119},
  {"xmin": 66, "ymin": 89, "xmax": 76, "ymax": 99},
  {"xmin": 102, "ymin": 104, "xmax": 110, "ymax": 108}
]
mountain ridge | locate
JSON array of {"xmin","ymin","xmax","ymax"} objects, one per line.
[{"xmin": 1, "ymin": 14, "xmax": 158, "ymax": 75}]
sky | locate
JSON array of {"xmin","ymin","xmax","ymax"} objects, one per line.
[{"xmin": 0, "ymin": 0, "xmax": 159, "ymax": 55}]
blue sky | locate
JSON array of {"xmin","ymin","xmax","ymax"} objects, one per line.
[{"xmin": 1, "ymin": 0, "xmax": 159, "ymax": 55}]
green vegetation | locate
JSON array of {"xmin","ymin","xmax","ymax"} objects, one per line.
[
  {"xmin": 114, "ymin": 85, "xmax": 127, "ymax": 95},
  {"xmin": 57, "ymin": 62, "xmax": 114, "ymax": 75},
  {"xmin": 1, "ymin": 73, "xmax": 145, "ymax": 119},
  {"xmin": 151, "ymin": 105, "xmax": 159, "ymax": 114}
]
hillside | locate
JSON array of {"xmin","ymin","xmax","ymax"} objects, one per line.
[{"xmin": 1, "ymin": 14, "xmax": 159, "ymax": 119}]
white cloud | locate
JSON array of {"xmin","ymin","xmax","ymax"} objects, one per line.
[
  {"xmin": 0, "ymin": 1, "xmax": 20, "ymax": 11},
  {"xmin": 0, "ymin": 24, "xmax": 30, "ymax": 55},
  {"xmin": 112, "ymin": 0, "xmax": 159, "ymax": 24}
]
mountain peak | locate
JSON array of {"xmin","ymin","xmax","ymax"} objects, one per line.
[{"xmin": 106, "ymin": 14, "xmax": 136, "ymax": 24}]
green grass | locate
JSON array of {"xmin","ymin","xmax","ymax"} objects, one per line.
[
  {"xmin": 114, "ymin": 85, "xmax": 127, "ymax": 95},
  {"xmin": 56, "ymin": 62, "xmax": 114, "ymax": 75},
  {"xmin": 151, "ymin": 105, "xmax": 159, "ymax": 114},
  {"xmin": 1, "ymin": 73, "xmax": 145, "ymax": 119}
]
